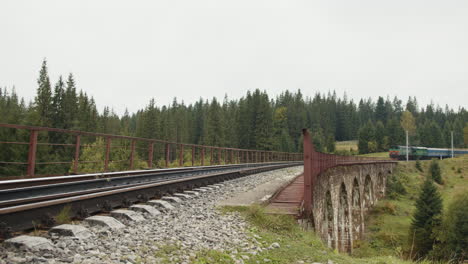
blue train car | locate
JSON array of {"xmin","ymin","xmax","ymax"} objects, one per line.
[
  {"xmin": 389, "ymin": 146, "xmax": 468, "ymax": 160},
  {"xmin": 426, "ymin": 148, "xmax": 452, "ymax": 158}
]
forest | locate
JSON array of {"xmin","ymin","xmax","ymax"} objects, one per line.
[{"xmin": 0, "ymin": 60, "xmax": 467, "ymax": 176}]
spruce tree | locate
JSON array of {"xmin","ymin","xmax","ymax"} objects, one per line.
[
  {"xmin": 375, "ymin": 96, "xmax": 387, "ymax": 124},
  {"xmin": 410, "ymin": 176, "xmax": 443, "ymax": 259},
  {"xmin": 35, "ymin": 59, "xmax": 53, "ymax": 126},
  {"xmin": 358, "ymin": 120, "xmax": 375, "ymax": 154},
  {"xmin": 51, "ymin": 76, "xmax": 65, "ymax": 129},
  {"xmin": 375, "ymin": 121, "xmax": 386, "ymax": 151},
  {"xmin": 63, "ymin": 73, "xmax": 78, "ymax": 129}
]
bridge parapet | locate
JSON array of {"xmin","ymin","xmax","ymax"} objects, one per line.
[{"xmin": 302, "ymin": 129, "xmax": 397, "ymax": 253}]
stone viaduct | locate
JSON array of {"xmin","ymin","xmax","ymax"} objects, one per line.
[
  {"xmin": 301, "ymin": 129, "xmax": 397, "ymax": 253},
  {"xmin": 310, "ymin": 163, "xmax": 396, "ymax": 252}
]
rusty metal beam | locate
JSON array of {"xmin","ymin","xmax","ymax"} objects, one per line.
[
  {"xmin": 73, "ymin": 135, "xmax": 81, "ymax": 174},
  {"xmin": 147, "ymin": 143, "xmax": 154, "ymax": 168},
  {"xmin": 129, "ymin": 140, "xmax": 136, "ymax": 170},
  {"xmin": 26, "ymin": 130, "xmax": 38, "ymax": 177},
  {"xmin": 104, "ymin": 137, "xmax": 111, "ymax": 172}
]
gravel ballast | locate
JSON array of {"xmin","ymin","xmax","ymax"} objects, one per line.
[{"xmin": 0, "ymin": 166, "xmax": 303, "ymax": 264}]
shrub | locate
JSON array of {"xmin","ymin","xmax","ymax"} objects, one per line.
[
  {"xmin": 415, "ymin": 160, "xmax": 423, "ymax": 172},
  {"xmin": 430, "ymin": 192, "xmax": 468, "ymax": 262},
  {"xmin": 386, "ymin": 173, "xmax": 407, "ymax": 199},
  {"xmin": 429, "ymin": 159, "xmax": 443, "ymax": 184}
]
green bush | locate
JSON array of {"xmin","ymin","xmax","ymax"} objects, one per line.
[
  {"xmin": 415, "ymin": 160, "xmax": 423, "ymax": 172},
  {"xmin": 386, "ymin": 173, "xmax": 407, "ymax": 199},
  {"xmin": 429, "ymin": 159, "xmax": 443, "ymax": 184},
  {"xmin": 430, "ymin": 192, "xmax": 468, "ymax": 262}
]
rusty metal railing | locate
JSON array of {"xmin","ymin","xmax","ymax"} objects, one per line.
[
  {"xmin": 0, "ymin": 123, "xmax": 302, "ymax": 178},
  {"xmin": 302, "ymin": 129, "xmax": 396, "ymax": 217}
]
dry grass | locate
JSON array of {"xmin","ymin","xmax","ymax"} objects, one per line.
[{"xmin": 336, "ymin": 140, "xmax": 358, "ymax": 152}]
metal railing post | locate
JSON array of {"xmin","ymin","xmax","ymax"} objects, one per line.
[
  {"xmin": 27, "ymin": 130, "xmax": 38, "ymax": 177},
  {"xmin": 148, "ymin": 143, "xmax": 154, "ymax": 168},
  {"xmin": 210, "ymin": 147, "xmax": 213, "ymax": 165},
  {"xmin": 191, "ymin": 146, "xmax": 195, "ymax": 166},
  {"xmin": 73, "ymin": 135, "xmax": 81, "ymax": 174},
  {"xmin": 129, "ymin": 139, "xmax": 136, "ymax": 170},
  {"xmin": 165, "ymin": 143, "xmax": 170, "ymax": 168},
  {"xmin": 104, "ymin": 137, "xmax": 111, "ymax": 172},
  {"xmin": 179, "ymin": 144, "xmax": 184, "ymax": 167},
  {"xmin": 201, "ymin": 147, "xmax": 205, "ymax": 166},
  {"xmin": 302, "ymin": 129, "xmax": 313, "ymax": 217}
]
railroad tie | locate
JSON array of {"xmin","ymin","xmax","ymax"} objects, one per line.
[
  {"xmin": 49, "ymin": 224, "xmax": 92, "ymax": 240},
  {"xmin": 147, "ymin": 200, "xmax": 175, "ymax": 211},
  {"xmin": 129, "ymin": 204, "xmax": 161, "ymax": 217},
  {"xmin": 84, "ymin": 215, "xmax": 125, "ymax": 230},
  {"xmin": 110, "ymin": 209, "xmax": 146, "ymax": 223}
]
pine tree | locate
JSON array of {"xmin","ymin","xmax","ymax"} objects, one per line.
[
  {"xmin": 375, "ymin": 121, "xmax": 386, "ymax": 151},
  {"xmin": 410, "ymin": 176, "xmax": 443, "ymax": 259},
  {"xmin": 63, "ymin": 73, "xmax": 78, "ymax": 129},
  {"xmin": 358, "ymin": 120, "xmax": 375, "ymax": 154},
  {"xmin": 375, "ymin": 96, "xmax": 387, "ymax": 124},
  {"xmin": 253, "ymin": 90, "xmax": 273, "ymax": 150},
  {"xmin": 387, "ymin": 117, "xmax": 405, "ymax": 147},
  {"xmin": 51, "ymin": 76, "xmax": 65, "ymax": 129},
  {"xmin": 35, "ymin": 59, "xmax": 53, "ymax": 126}
]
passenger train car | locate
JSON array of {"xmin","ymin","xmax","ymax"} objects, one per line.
[{"xmin": 389, "ymin": 146, "xmax": 468, "ymax": 160}]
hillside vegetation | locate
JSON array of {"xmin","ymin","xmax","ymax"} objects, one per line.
[
  {"xmin": 353, "ymin": 156, "xmax": 468, "ymax": 262},
  {"xmin": 219, "ymin": 206, "xmax": 417, "ymax": 264},
  {"xmin": 212, "ymin": 156, "xmax": 467, "ymax": 264}
]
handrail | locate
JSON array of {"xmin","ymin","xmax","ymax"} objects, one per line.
[{"xmin": 0, "ymin": 123, "xmax": 303, "ymax": 177}]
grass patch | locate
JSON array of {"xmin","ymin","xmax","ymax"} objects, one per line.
[
  {"xmin": 359, "ymin": 152, "xmax": 392, "ymax": 159},
  {"xmin": 153, "ymin": 243, "xmax": 183, "ymax": 263},
  {"xmin": 192, "ymin": 250, "xmax": 233, "ymax": 264},
  {"xmin": 336, "ymin": 140, "xmax": 358, "ymax": 152},
  {"xmin": 56, "ymin": 204, "xmax": 72, "ymax": 224}
]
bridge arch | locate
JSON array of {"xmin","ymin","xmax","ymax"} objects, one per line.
[
  {"xmin": 351, "ymin": 178, "xmax": 361, "ymax": 242},
  {"xmin": 338, "ymin": 182, "xmax": 351, "ymax": 252},
  {"xmin": 377, "ymin": 172, "xmax": 384, "ymax": 198},
  {"xmin": 322, "ymin": 190, "xmax": 334, "ymax": 248},
  {"xmin": 363, "ymin": 174, "xmax": 373, "ymax": 209}
]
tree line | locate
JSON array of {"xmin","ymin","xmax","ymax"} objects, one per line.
[{"xmin": 0, "ymin": 59, "xmax": 467, "ymax": 175}]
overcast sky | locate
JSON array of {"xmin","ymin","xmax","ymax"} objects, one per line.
[{"xmin": 1, "ymin": 0, "xmax": 467, "ymax": 114}]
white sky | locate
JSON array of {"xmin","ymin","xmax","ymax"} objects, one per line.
[{"xmin": 1, "ymin": 0, "xmax": 468, "ymax": 114}]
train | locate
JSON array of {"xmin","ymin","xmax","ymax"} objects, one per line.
[{"xmin": 389, "ymin": 146, "xmax": 468, "ymax": 160}]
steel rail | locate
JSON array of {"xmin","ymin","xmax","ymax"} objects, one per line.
[
  {"xmin": 0, "ymin": 163, "xmax": 283, "ymax": 203},
  {"xmin": 0, "ymin": 162, "xmax": 302, "ymax": 238},
  {"xmin": 0, "ymin": 163, "xmax": 261, "ymax": 190}
]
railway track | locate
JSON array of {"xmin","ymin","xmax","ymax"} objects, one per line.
[{"xmin": 0, "ymin": 162, "xmax": 302, "ymax": 240}]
